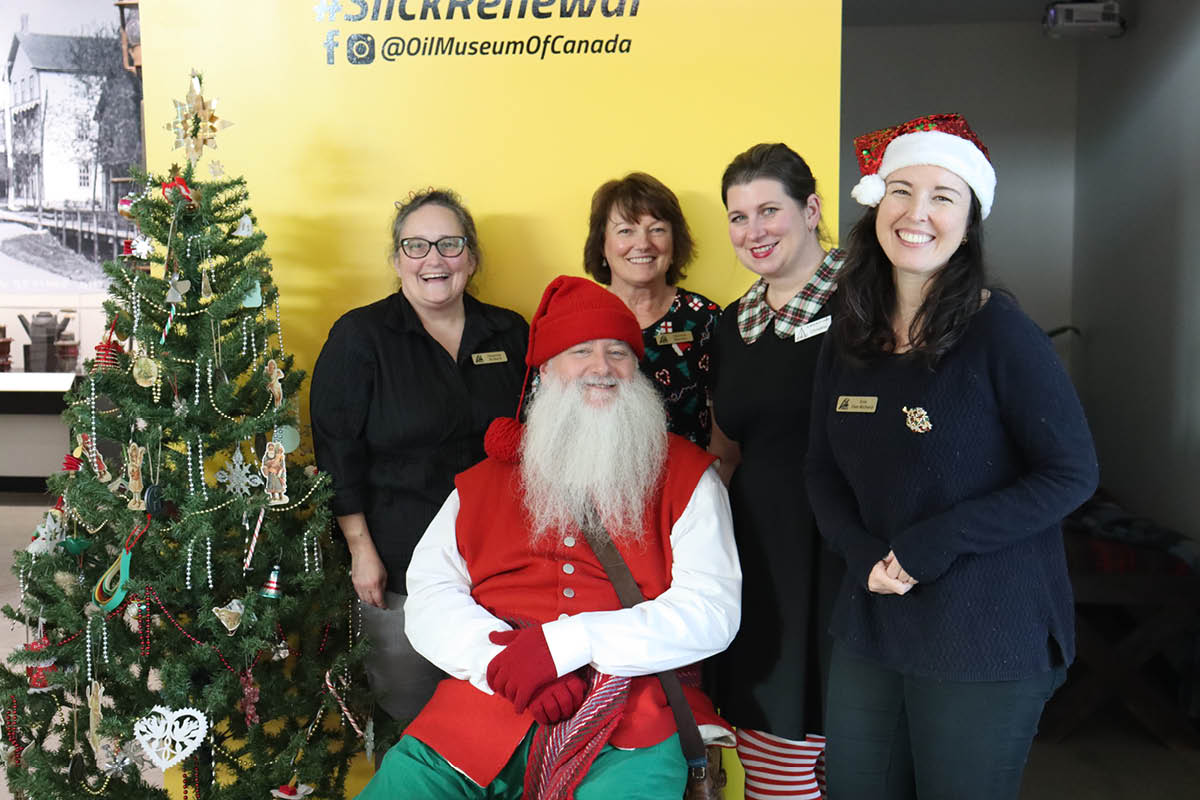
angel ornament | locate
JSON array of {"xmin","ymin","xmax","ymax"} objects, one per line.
[
  {"xmin": 260, "ymin": 441, "xmax": 288, "ymax": 506},
  {"xmin": 264, "ymin": 359, "xmax": 284, "ymax": 410},
  {"xmin": 87, "ymin": 680, "xmax": 105, "ymax": 756},
  {"xmin": 165, "ymin": 272, "xmax": 191, "ymax": 304},
  {"xmin": 125, "ymin": 443, "xmax": 147, "ymax": 510}
]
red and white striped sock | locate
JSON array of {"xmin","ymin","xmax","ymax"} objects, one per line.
[{"xmin": 736, "ymin": 728, "xmax": 826, "ymax": 799}]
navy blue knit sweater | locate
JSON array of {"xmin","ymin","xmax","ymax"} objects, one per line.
[{"xmin": 805, "ymin": 292, "xmax": 1099, "ymax": 680}]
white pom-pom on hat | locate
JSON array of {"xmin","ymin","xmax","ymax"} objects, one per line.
[{"xmin": 850, "ymin": 174, "xmax": 886, "ymax": 208}]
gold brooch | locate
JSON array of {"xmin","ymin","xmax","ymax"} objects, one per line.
[{"xmin": 902, "ymin": 406, "xmax": 932, "ymax": 434}]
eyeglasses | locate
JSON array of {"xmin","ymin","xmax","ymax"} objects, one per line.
[{"xmin": 399, "ymin": 236, "xmax": 467, "ymax": 259}]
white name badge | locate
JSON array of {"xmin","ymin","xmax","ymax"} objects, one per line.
[
  {"xmin": 471, "ymin": 351, "xmax": 508, "ymax": 365},
  {"xmin": 794, "ymin": 315, "xmax": 832, "ymax": 342}
]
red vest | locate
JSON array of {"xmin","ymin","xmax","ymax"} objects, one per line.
[{"xmin": 404, "ymin": 434, "xmax": 726, "ymax": 785}]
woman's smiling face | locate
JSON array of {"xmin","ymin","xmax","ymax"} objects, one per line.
[
  {"xmin": 725, "ymin": 178, "xmax": 816, "ymax": 282},
  {"xmin": 875, "ymin": 164, "xmax": 971, "ymax": 278},
  {"xmin": 394, "ymin": 203, "xmax": 476, "ymax": 312}
]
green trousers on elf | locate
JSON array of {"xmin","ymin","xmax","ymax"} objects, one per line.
[{"xmin": 355, "ymin": 728, "xmax": 685, "ymax": 799}]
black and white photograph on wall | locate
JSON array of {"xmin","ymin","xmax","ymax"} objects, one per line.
[{"xmin": 0, "ymin": 0, "xmax": 142, "ymax": 376}]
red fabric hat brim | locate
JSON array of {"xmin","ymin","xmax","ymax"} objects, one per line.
[{"xmin": 526, "ymin": 276, "xmax": 645, "ymax": 367}]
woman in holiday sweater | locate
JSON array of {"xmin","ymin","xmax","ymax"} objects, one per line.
[
  {"xmin": 712, "ymin": 143, "xmax": 846, "ymax": 799},
  {"xmin": 582, "ymin": 172, "xmax": 727, "ymax": 452},
  {"xmin": 806, "ymin": 114, "xmax": 1098, "ymax": 799}
]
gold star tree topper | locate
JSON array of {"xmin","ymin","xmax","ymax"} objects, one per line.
[{"xmin": 165, "ymin": 71, "xmax": 233, "ymax": 165}]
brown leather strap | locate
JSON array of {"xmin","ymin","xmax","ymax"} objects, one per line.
[{"xmin": 581, "ymin": 519, "xmax": 709, "ymax": 779}]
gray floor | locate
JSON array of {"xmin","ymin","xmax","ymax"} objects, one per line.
[{"xmin": 0, "ymin": 492, "xmax": 1197, "ymax": 799}]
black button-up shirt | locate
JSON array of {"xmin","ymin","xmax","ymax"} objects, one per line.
[{"xmin": 310, "ymin": 291, "xmax": 529, "ymax": 592}]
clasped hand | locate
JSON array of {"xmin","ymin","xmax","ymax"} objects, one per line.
[
  {"xmin": 868, "ymin": 549, "xmax": 918, "ymax": 595},
  {"xmin": 486, "ymin": 628, "xmax": 588, "ymax": 725}
]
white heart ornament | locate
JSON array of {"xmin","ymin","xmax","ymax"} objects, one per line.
[{"xmin": 133, "ymin": 706, "xmax": 208, "ymax": 770}]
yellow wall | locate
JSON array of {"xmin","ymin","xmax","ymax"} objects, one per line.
[
  {"xmin": 141, "ymin": 0, "xmax": 841, "ymax": 407},
  {"xmin": 141, "ymin": 2, "xmax": 841, "ymax": 795}
]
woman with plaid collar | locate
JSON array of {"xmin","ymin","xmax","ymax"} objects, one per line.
[{"xmin": 712, "ymin": 143, "xmax": 846, "ymax": 799}]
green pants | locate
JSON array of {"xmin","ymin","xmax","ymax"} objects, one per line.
[{"xmin": 356, "ymin": 729, "xmax": 685, "ymax": 799}]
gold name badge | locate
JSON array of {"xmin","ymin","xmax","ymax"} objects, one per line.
[
  {"xmin": 655, "ymin": 330, "xmax": 694, "ymax": 346},
  {"xmin": 836, "ymin": 395, "xmax": 878, "ymax": 413},
  {"xmin": 471, "ymin": 351, "xmax": 508, "ymax": 365}
]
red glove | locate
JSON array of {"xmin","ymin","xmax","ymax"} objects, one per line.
[
  {"xmin": 486, "ymin": 627, "xmax": 557, "ymax": 713},
  {"xmin": 527, "ymin": 672, "xmax": 588, "ymax": 726}
]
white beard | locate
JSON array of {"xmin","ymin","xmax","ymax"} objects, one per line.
[{"xmin": 520, "ymin": 370, "xmax": 668, "ymax": 547}]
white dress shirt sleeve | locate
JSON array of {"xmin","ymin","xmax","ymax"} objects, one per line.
[
  {"xmin": 543, "ymin": 466, "xmax": 742, "ymax": 677},
  {"xmin": 404, "ymin": 489, "xmax": 509, "ymax": 694},
  {"xmin": 405, "ymin": 467, "xmax": 743, "ymax": 689}
]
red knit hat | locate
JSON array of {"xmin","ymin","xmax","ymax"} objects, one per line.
[{"xmin": 526, "ymin": 275, "xmax": 644, "ymax": 367}]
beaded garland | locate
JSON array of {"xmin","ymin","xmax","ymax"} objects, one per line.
[
  {"xmin": 79, "ymin": 772, "xmax": 113, "ymax": 795},
  {"xmin": 197, "ymin": 439, "xmax": 208, "ymax": 500},
  {"xmin": 85, "ymin": 616, "xmax": 94, "ymax": 682},
  {"xmin": 132, "ymin": 293, "xmax": 142, "ymax": 355},
  {"xmin": 88, "ymin": 379, "xmax": 100, "ymax": 473},
  {"xmin": 119, "ymin": 271, "xmax": 209, "ymax": 318},
  {"xmin": 185, "ymin": 441, "xmax": 196, "ymax": 494},
  {"xmin": 6, "ymin": 694, "xmax": 21, "ymax": 766},
  {"xmin": 185, "ymin": 539, "xmax": 193, "ymax": 589}
]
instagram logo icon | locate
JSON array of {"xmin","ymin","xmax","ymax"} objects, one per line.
[{"xmin": 347, "ymin": 33, "xmax": 375, "ymax": 64}]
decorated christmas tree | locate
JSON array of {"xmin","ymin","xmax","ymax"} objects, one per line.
[{"xmin": 0, "ymin": 74, "xmax": 370, "ymax": 800}]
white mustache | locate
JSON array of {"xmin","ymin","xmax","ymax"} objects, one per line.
[{"xmin": 580, "ymin": 377, "xmax": 619, "ymax": 388}]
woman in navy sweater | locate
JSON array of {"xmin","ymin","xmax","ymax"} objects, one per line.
[{"xmin": 806, "ymin": 114, "xmax": 1098, "ymax": 799}]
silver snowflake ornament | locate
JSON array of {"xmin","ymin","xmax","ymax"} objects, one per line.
[
  {"xmin": 216, "ymin": 448, "xmax": 264, "ymax": 497},
  {"xmin": 100, "ymin": 740, "xmax": 146, "ymax": 776},
  {"xmin": 172, "ymin": 397, "xmax": 188, "ymax": 417}
]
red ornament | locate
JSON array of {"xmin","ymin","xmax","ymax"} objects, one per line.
[
  {"xmin": 121, "ymin": 238, "xmax": 134, "ymax": 256},
  {"xmin": 161, "ymin": 176, "xmax": 194, "ymax": 204},
  {"xmin": 117, "ymin": 195, "xmax": 135, "ymax": 219},
  {"xmin": 239, "ymin": 670, "xmax": 260, "ymax": 726},
  {"xmin": 62, "ymin": 454, "xmax": 83, "ymax": 472},
  {"xmin": 91, "ymin": 318, "xmax": 124, "ymax": 374},
  {"xmin": 24, "ymin": 636, "xmax": 58, "ymax": 693}
]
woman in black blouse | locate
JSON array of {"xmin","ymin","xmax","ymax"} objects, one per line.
[{"xmin": 310, "ymin": 189, "xmax": 528, "ymax": 725}]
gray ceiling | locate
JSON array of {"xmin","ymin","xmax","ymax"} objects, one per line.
[{"xmin": 843, "ymin": 0, "xmax": 1061, "ymax": 27}]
